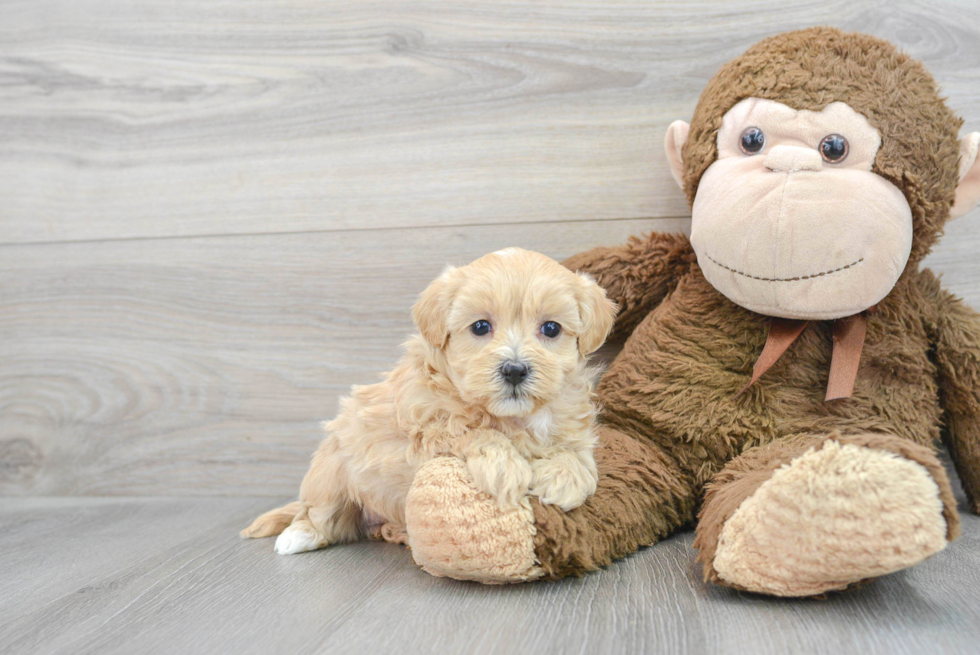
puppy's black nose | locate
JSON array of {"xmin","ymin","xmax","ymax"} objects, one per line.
[{"xmin": 500, "ymin": 362, "xmax": 529, "ymax": 386}]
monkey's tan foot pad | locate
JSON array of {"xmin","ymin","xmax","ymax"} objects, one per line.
[
  {"xmin": 712, "ymin": 441, "xmax": 949, "ymax": 597},
  {"xmin": 405, "ymin": 457, "xmax": 543, "ymax": 584}
]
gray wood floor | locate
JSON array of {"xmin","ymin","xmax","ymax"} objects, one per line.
[
  {"xmin": 1, "ymin": 480, "xmax": 978, "ymax": 655},
  {"xmin": 3, "ymin": 0, "xmax": 980, "ymax": 653}
]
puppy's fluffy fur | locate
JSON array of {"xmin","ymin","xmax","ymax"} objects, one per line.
[{"xmin": 242, "ymin": 248, "xmax": 617, "ymax": 555}]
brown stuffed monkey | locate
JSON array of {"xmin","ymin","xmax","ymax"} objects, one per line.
[{"xmin": 404, "ymin": 27, "xmax": 980, "ymax": 596}]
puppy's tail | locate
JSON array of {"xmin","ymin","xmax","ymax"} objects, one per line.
[{"xmin": 240, "ymin": 501, "xmax": 303, "ymax": 539}]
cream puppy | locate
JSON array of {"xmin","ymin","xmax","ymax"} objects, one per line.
[{"xmin": 242, "ymin": 248, "xmax": 617, "ymax": 555}]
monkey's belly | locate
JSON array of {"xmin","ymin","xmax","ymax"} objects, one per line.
[{"xmin": 596, "ymin": 274, "xmax": 943, "ymax": 486}]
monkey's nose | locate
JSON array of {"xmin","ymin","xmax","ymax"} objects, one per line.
[
  {"xmin": 500, "ymin": 362, "xmax": 529, "ymax": 386},
  {"xmin": 764, "ymin": 145, "xmax": 823, "ymax": 173}
]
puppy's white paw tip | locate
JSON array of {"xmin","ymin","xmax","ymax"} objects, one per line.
[
  {"xmin": 274, "ymin": 524, "xmax": 325, "ymax": 555},
  {"xmin": 549, "ymin": 492, "xmax": 589, "ymax": 512},
  {"xmin": 530, "ymin": 457, "xmax": 597, "ymax": 512}
]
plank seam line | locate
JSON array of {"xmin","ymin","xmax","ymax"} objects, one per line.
[{"xmin": 0, "ymin": 215, "xmax": 692, "ymax": 249}]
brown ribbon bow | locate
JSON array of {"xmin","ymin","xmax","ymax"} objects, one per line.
[{"xmin": 737, "ymin": 311, "xmax": 871, "ymax": 401}]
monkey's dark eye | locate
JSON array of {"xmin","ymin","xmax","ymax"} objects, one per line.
[
  {"xmin": 739, "ymin": 127, "xmax": 765, "ymax": 155},
  {"xmin": 541, "ymin": 321, "xmax": 562, "ymax": 338},
  {"xmin": 471, "ymin": 320, "xmax": 491, "ymax": 336},
  {"xmin": 819, "ymin": 134, "xmax": 849, "ymax": 163}
]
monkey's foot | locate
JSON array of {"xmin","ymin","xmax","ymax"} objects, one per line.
[
  {"xmin": 710, "ymin": 440, "xmax": 950, "ymax": 597},
  {"xmin": 405, "ymin": 457, "xmax": 542, "ymax": 584}
]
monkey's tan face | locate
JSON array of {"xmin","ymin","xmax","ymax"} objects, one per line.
[{"xmin": 687, "ymin": 98, "xmax": 913, "ymax": 320}]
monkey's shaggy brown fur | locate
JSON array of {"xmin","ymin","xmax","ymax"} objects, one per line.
[{"xmin": 521, "ymin": 27, "xmax": 980, "ymax": 585}]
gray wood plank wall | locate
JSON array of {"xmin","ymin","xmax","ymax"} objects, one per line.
[{"xmin": 2, "ymin": 0, "xmax": 979, "ymax": 497}]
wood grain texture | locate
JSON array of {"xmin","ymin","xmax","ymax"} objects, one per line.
[
  {"xmin": 1, "ymin": 213, "xmax": 977, "ymax": 498},
  {"xmin": 0, "ymin": 217, "xmax": 689, "ymax": 496},
  {"xmin": 1, "ymin": 0, "xmax": 979, "ymax": 500},
  {"xmin": 0, "ymin": 0, "xmax": 977, "ymax": 244},
  {"xmin": 2, "ymin": 231, "xmax": 979, "ymax": 500},
  {"xmin": 0, "ymin": 491, "xmax": 978, "ymax": 655},
  {"xmin": 3, "ymin": 3, "xmax": 980, "ymax": 651}
]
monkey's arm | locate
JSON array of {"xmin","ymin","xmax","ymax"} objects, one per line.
[
  {"xmin": 926, "ymin": 277, "xmax": 980, "ymax": 514},
  {"xmin": 563, "ymin": 231, "xmax": 695, "ymax": 339}
]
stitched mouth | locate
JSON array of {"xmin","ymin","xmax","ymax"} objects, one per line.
[{"xmin": 705, "ymin": 254, "xmax": 864, "ymax": 282}]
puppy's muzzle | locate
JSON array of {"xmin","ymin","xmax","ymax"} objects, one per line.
[{"xmin": 500, "ymin": 361, "xmax": 530, "ymax": 387}]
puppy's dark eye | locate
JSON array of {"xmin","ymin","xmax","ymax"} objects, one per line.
[
  {"xmin": 819, "ymin": 134, "xmax": 849, "ymax": 163},
  {"xmin": 541, "ymin": 321, "xmax": 561, "ymax": 338},
  {"xmin": 739, "ymin": 127, "xmax": 765, "ymax": 155},
  {"xmin": 471, "ymin": 320, "xmax": 491, "ymax": 336}
]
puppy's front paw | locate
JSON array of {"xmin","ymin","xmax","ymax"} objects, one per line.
[
  {"xmin": 466, "ymin": 443, "xmax": 533, "ymax": 507},
  {"xmin": 530, "ymin": 452, "xmax": 598, "ymax": 511}
]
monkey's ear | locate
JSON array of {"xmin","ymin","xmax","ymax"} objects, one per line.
[
  {"xmin": 951, "ymin": 132, "xmax": 980, "ymax": 220},
  {"xmin": 664, "ymin": 120, "xmax": 690, "ymax": 190},
  {"xmin": 575, "ymin": 273, "xmax": 618, "ymax": 356},
  {"xmin": 412, "ymin": 266, "xmax": 461, "ymax": 349}
]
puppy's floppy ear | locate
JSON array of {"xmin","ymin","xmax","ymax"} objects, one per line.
[
  {"xmin": 412, "ymin": 265, "xmax": 461, "ymax": 348},
  {"xmin": 575, "ymin": 273, "xmax": 618, "ymax": 356}
]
